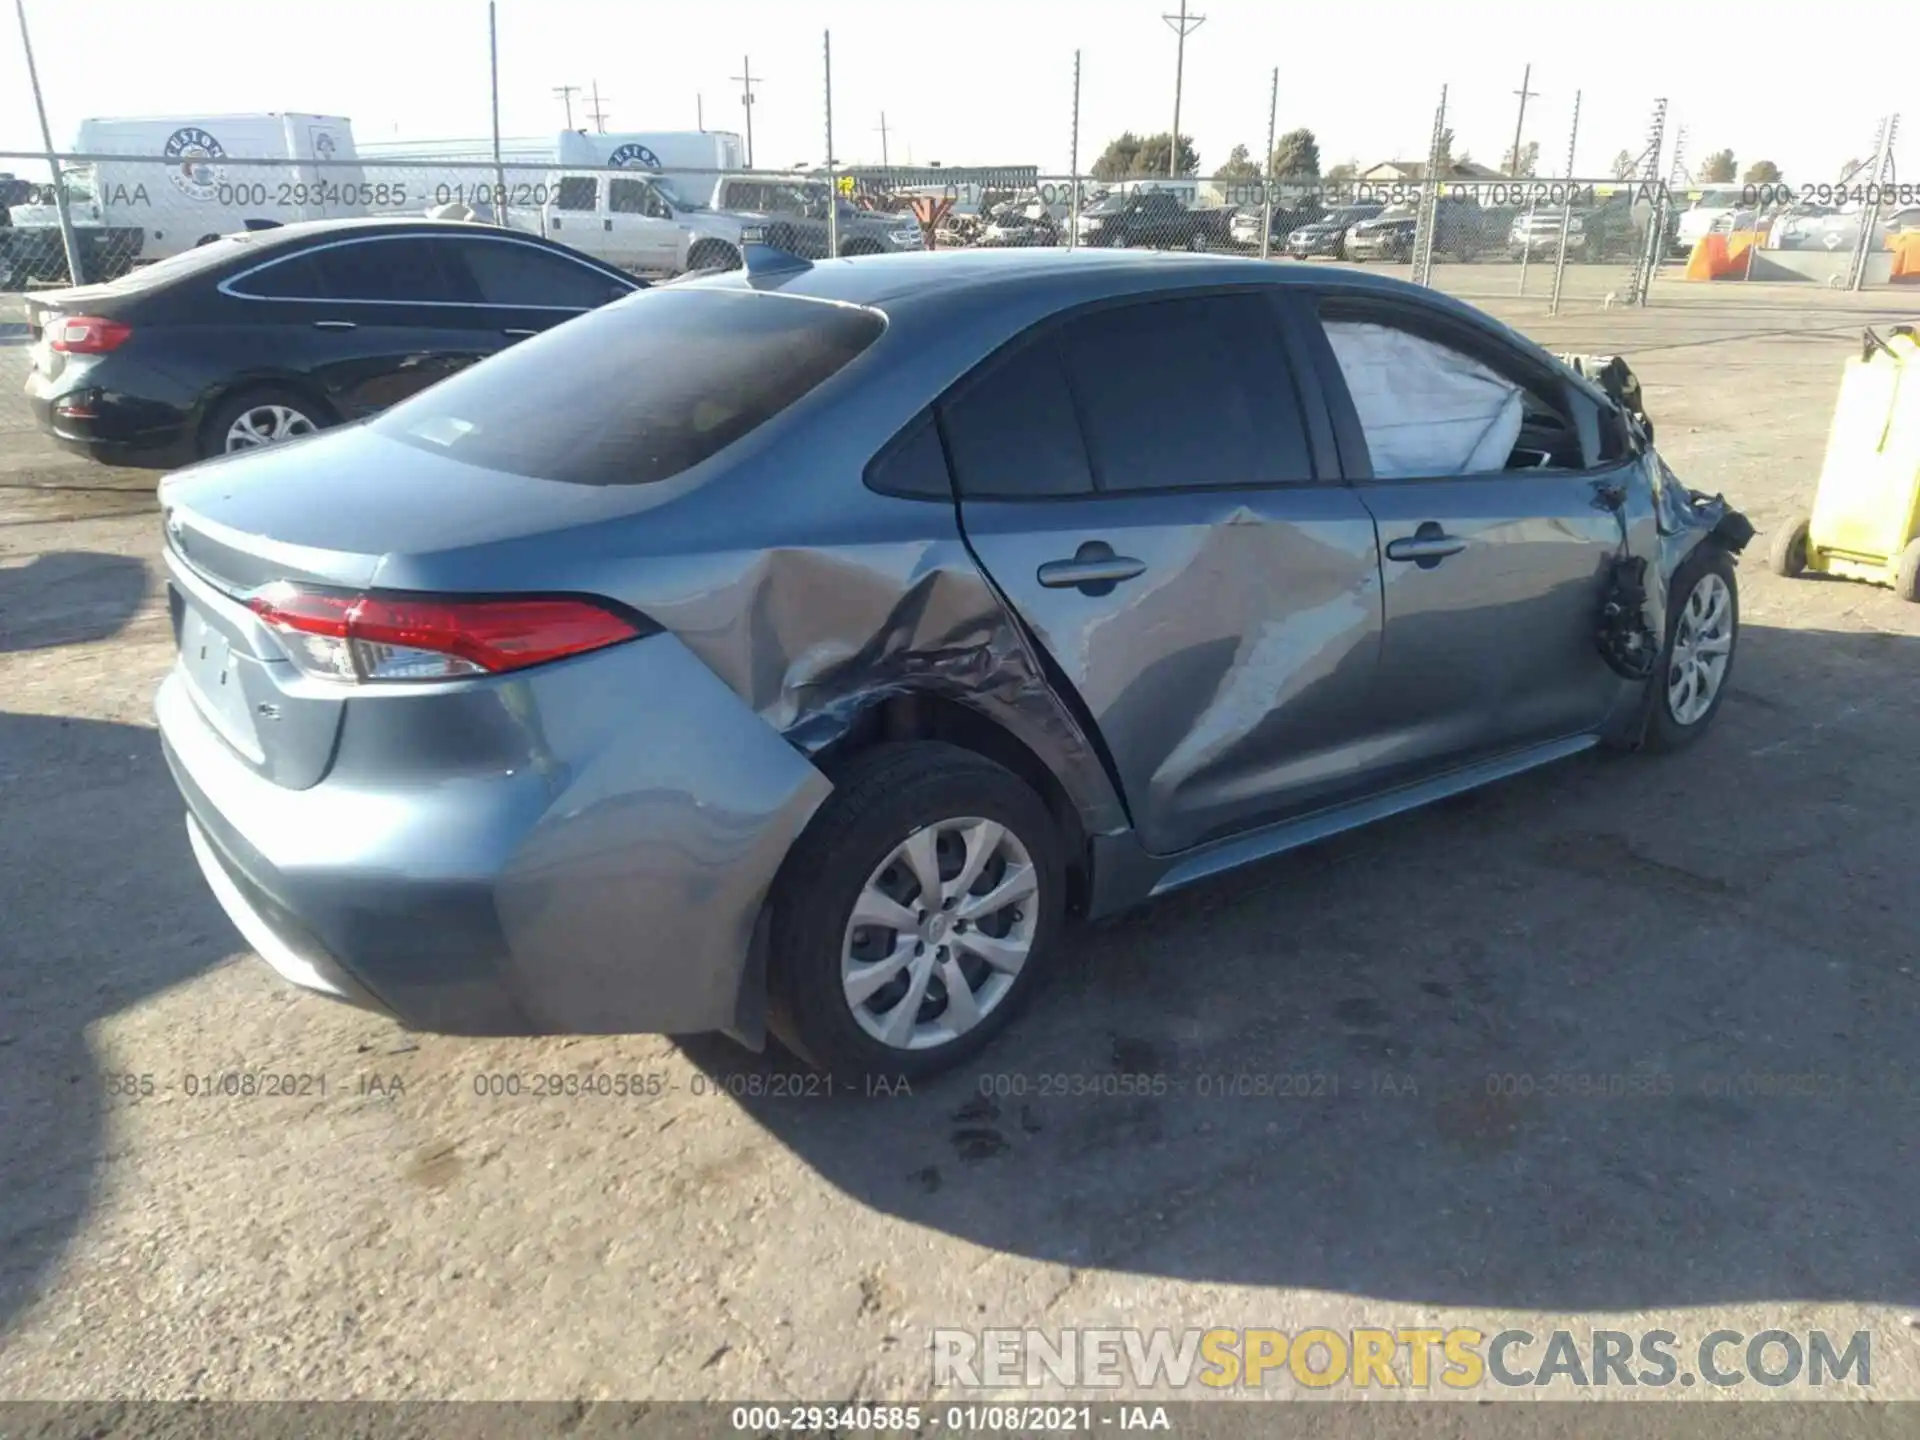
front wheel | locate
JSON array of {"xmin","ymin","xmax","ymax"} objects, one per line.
[
  {"xmin": 1642, "ymin": 546, "xmax": 1739, "ymax": 752},
  {"xmin": 768, "ymin": 743, "xmax": 1065, "ymax": 1083}
]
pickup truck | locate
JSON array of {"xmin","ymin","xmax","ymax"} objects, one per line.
[
  {"xmin": 520, "ymin": 170, "xmax": 923, "ymax": 276},
  {"xmin": 1068, "ymin": 189, "xmax": 1234, "ymax": 251},
  {"xmin": 702, "ymin": 175, "xmax": 925, "ymax": 260}
]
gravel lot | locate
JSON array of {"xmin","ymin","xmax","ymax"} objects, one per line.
[{"xmin": 3, "ymin": 271, "xmax": 1919, "ymax": 1415}]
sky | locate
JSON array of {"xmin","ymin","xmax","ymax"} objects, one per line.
[{"xmin": 0, "ymin": 0, "xmax": 1902, "ymax": 185}]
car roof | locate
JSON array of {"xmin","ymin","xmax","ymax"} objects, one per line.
[
  {"xmin": 692, "ymin": 246, "xmax": 1447, "ymax": 312},
  {"xmin": 207, "ymin": 216, "xmax": 552, "ymax": 251}
]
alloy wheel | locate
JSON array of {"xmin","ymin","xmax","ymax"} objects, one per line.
[
  {"xmin": 840, "ymin": 817, "xmax": 1038, "ymax": 1051},
  {"xmin": 1667, "ymin": 572, "xmax": 1734, "ymax": 725},
  {"xmin": 224, "ymin": 405, "xmax": 317, "ymax": 452}
]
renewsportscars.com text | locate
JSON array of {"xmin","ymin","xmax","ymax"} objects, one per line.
[{"xmin": 932, "ymin": 1326, "xmax": 1872, "ymax": 1392}]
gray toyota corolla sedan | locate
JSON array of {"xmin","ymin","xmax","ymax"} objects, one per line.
[{"xmin": 156, "ymin": 246, "xmax": 1750, "ymax": 1080}]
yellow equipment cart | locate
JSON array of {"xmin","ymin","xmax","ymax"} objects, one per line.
[{"xmin": 1770, "ymin": 325, "xmax": 1920, "ymax": 601}]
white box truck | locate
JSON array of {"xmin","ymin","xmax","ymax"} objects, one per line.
[
  {"xmin": 353, "ymin": 130, "xmax": 750, "ymax": 277},
  {"xmin": 6, "ymin": 114, "xmax": 367, "ymax": 274}
]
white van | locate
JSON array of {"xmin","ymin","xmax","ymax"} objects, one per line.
[{"xmin": 6, "ymin": 114, "xmax": 366, "ymax": 267}]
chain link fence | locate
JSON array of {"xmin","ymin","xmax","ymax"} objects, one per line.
[
  {"xmin": 1, "ymin": 135, "xmax": 1906, "ymax": 306},
  {"xmin": 0, "ymin": 153, "xmax": 951, "ymax": 288}
]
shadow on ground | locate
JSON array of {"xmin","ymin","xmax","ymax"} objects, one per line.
[
  {"xmin": 684, "ymin": 621, "xmax": 1920, "ymax": 1311},
  {"xmin": 0, "ymin": 551, "xmax": 150, "ymax": 653},
  {"xmin": 0, "ymin": 711, "xmax": 232, "ymax": 1334}
]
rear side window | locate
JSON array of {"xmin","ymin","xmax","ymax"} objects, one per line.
[
  {"xmin": 451, "ymin": 238, "xmax": 632, "ymax": 308},
  {"xmin": 937, "ymin": 337, "xmax": 1094, "ymax": 499},
  {"xmin": 305, "ymin": 239, "xmax": 469, "ymax": 303},
  {"xmin": 371, "ymin": 288, "xmax": 884, "ymax": 485},
  {"xmin": 865, "ymin": 412, "xmax": 953, "ymax": 501},
  {"xmin": 239, "ymin": 238, "xmax": 470, "ymax": 303},
  {"xmin": 554, "ymin": 177, "xmax": 599, "ymax": 211},
  {"xmin": 236, "ymin": 250, "xmax": 329, "ymax": 299},
  {"xmin": 1057, "ymin": 293, "xmax": 1315, "ymax": 491}
]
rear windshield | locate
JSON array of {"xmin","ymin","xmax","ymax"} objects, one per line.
[
  {"xmin": 370, "ymin": 287, "xmax": 885, "ymax": 485},
  {"xmin": 97, "ymin": 233, "xmax": 267, "ymax": 290}
]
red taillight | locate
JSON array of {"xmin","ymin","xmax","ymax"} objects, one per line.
[
  {"xmin": 246, "ymin": 585, "xmax": 646, "ymax": 683},
  {"xmin": 47, "ymin": 314, "xmax": 133, "ymax": 355}
]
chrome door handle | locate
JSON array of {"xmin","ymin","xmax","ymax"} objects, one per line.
[
  {"xmin": 1037, "ymin": 542, "xmax": 1147, "ymax": 593},
  {"xmin": 1385, "ymin": 523, "xmax": 1468, "ymax": 567},
  {"xmin": 502, "ymin": 328, "xmax": 537, "ymax": 338},
  {"xmin": 311, "ymin": 320, "xmax": 356, "ymax": 331}
]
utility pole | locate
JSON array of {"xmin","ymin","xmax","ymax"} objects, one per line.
[
  {"xmin": 823, "ymin": 31, "xmax": 838, "ymax": 258},
  {"xmin": 1260, "ymin": 66, "xmax": 1278, "ymax": 260},
  {"xmin": 1162, "ymin": 0, "xmax": 1205, "ymax": 179},
  {"xmin": 13, "ymin": 0, "xmax": 83, "ymax": 285},
  {"xmin": 553, "ymin": 84, "xmax": 581, "ymax": 130},
  {"xmin": 697, "ymin": 94, "xmax": 704, "ymax": 131},
  {"xmin": 488, "ymin": 1, "xmax": 509, "ymax": 227},
  {"xmin": 1068, "ymin": 50, "xmax": 1082, "ymax": 250},
  {"xmin": 732, "ymin": 56, "xmax": 761, "ymax": 168},
  {"xmin": 1548, "ymin": 89, "xmax": 1582, "ymax": 317},
  {"xmin": 585, "ymin": 80, "xmax": 611, "ymax": 133},
  {"xmin": 1507, "ymin": 62, "xmax": 1538, "ymax": 176},
  {"xmin": 875, "ymin": 112, "xmax": 890, "ymax": 172}
]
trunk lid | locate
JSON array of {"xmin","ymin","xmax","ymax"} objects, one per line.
[{"xmin": 158, "ymin": 423, "xmax": 681, "ymax": 790}]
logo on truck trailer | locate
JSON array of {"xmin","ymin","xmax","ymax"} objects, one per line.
[
  {"xmin": 164, "ymin": 127, "xmax": 227, "ymax": 201},
  {"xmin": 606, "ymin": 143, "xmax": 662, "ymax": 170}
]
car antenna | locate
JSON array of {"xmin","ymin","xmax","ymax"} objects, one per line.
[{"xmin": 739, "ymin": 227, "xmax": 813, "ymax": 283}]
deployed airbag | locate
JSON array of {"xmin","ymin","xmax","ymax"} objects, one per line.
[{"xmin": 1325, "ymin": 320, "xmax": 1526, "ymax": 478}]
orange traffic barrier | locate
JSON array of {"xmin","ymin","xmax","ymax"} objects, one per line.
[
  {"xmin": 1891, "ymin": 232, "xmax": 1920, "ymax": 283},
  {"xmin": 1686, "ymin": 233, "xmax": 1734, "ymax": 280}
]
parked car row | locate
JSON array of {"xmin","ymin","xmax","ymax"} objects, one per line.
[{"xmin": 23, "ymin": 218, "xmax": 642, "ymax": 467}]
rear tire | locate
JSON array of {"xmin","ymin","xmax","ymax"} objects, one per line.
[
  {"xmin": 200, "ymin": 386, "xmax": 331, "ymax": 460},
  {"xmin": 1642, "ymin": 545, "xmax": 1740, "ymax": 753},
  {"xmin": 1767, "ymin": 514, "xmax": 1812, "ymax": 578},
  {"xmin": 767, "ymin": 743, "xmax": 1066, "ymax": 1084}
]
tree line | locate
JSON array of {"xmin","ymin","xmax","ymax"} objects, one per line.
[{"xmin": 1090, "ymin": 128, "xmax": 1802, "ymax": 189}]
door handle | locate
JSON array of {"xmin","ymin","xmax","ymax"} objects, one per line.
[
  {"xmin": 311, "ymin": 319, "xmax": 356, "ymax": 331},
  {"xmin": 1037, "ymin": 541, "xmax": 1147, "ymax": 594},
  {"xmin": 1385, "ymin": 522, "xmax": 1468, "ymax": 568},
  {"xmin": 502, "ymin": 328, "xmax": 537, "ymax": 338}
]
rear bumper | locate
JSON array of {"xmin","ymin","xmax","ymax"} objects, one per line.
[
  {"xmin": 25, "ymin": 358, "xmax": 200, "ymax": 468},
  {"xmin": 156, "ymin": 630, "xmax": 834, "ymax": 1038}
]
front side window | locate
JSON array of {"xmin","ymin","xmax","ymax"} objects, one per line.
[
  {"xmin": 608, "ymin": 178, "xmax": 653, "ymax": 215},
  {"xmin": 1317, "ymin": 301, "xmax": 1582, "ymax": 476}
]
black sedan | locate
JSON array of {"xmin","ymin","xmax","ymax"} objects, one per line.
[{"xmin": 22, "ymin": 217, "xmax": 642, "ymax": 468}]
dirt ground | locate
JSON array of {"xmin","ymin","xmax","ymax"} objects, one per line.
[{"xmin": 3, "ymin": 270, "xmax": 1919, "ymax": 1415}]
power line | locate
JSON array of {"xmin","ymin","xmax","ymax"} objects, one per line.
[
  {"xmin": 1162, "ymin": 0, "xmax": 1205, "ymax": 179},
  {"xmin": 552, "ymin": 85, "xmax": 581, "ymax": 130}
]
